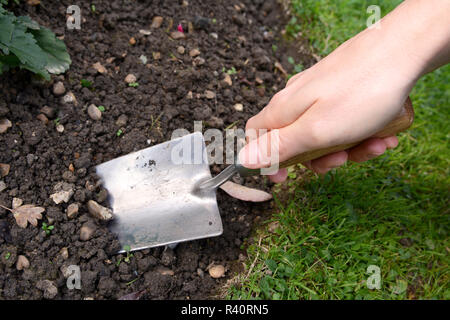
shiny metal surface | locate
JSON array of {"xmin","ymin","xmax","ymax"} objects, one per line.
[{"xmin": 95, "ymin": 132, "xmax": 222, "ymax": 252}]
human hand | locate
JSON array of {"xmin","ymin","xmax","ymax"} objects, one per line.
[{"xmin": 239, "ymin": 0, "xmax": 450, "ymax": 183}]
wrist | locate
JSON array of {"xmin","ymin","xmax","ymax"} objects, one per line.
[{"xmin": 378, "ymin": 0, "xmax": 450, "ymax": 79}]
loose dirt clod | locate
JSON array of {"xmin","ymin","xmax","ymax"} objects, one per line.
[
  {"xmin": 36, "ymin": 280, "xmax": 58, "ymax": 299},
  {"xmin": 92, "ymin": 62, "xmax": 107, "ymax": 74}
]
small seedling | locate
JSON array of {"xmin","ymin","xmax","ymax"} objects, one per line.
[
  {"xmin": 116, "ymin": 257, "xmax": 122, "ymax": 266},
  {"xmin": 98, "ymin": 105, "xmax": 105, "ymax": 112},
  {"xmin": 123, "ymin": 245, "xmax": 133, "ymax": 263},
  {"xmin": 226, "ymin": 67, "xmax": 237, "ymax": 75},
  {"xmin": 42, "ymin": 222, "xmax": 54, "ymax": 235},
  {"xmin": 91, "ymin": 4, "xmax": 96, "ymax": 13},
  {"xmin": 53, "ymin": 118, "xmax": 60, "ymax": 125},
  {"xmin": 212, "ymin": 18, "xmax": 217, "ymax": 24},
  {"xmin": 128, "ymin": 82, "xmax": 139, "ymax": 87},
  {"xmin": 116, "ymin": 129, "xmax": 123, "ymax": 137},
  {"xmin": 272, "ymin": 44, "xmax": 278, "ymax": 52},
  {"xmin": 4, "ymin": 252, "xmax": 11, "ymax": 260},
  {"xmin": 287, "ymin": 56, "xmax": 295, "ymax": 64},
  {"xmin": 81, "ymin": 79, "xmax": 93, "ymax": 88}
]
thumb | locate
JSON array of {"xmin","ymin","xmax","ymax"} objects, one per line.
[{"xmin": 238, "ymin": 129, "xmax": 287, "ymax": 169}]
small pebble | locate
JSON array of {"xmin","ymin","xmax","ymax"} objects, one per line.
[
  {"xmin": 151, "ymin": 16, "xmax": 163, "ymax": 28},
  {"xmin": 63, "ymin": 92, "xmax": 77, "ymax": 105},
  {"xmin": 193, "ymin": 57, "xmax": 205, "ymax": 66},
  {"xmin": 189, "ymin": 48, "xmax": 201, "ymax": 57},
  {"xmin": 204, "ymin": 90, "xmax": 216, "ymax": 99},
  {"xmin": 208, "ymin": 265, "xmax": 225, "ymax": 278},
  {"xmin": 66, "ymin": 203, "xmax": 79, "ymax": 219},
  {"xmin": 177, "ymin": 46, "xmax": 185, "ymax": 54},
  {"xmin": 0, "ymin": 163, "xmax": 10, "ymax": 178},
  {"xmin": 129, "ymin": 37, "xmax": 136, "ymax": 45},
  {"xmin": 139, "ymin": 29, "xmax": 151, "ymax": 35},
  {"xmin": 40, "ymin": 106, "xmax": 55, "ymax": 119},
  {"xmin": 88, "ymin": 104, "xmax": 102, "ymax": 121},
  {"xmin": 0, "ymin": 181, "xmax": 6, "ymax": 192},
  {"xmin": 170, "ymin": 31, "xmax": 186, "ymax": 40},
  {"xmin": 53, "ymin": 81, "xmax": 65, "ymax": 96},
  {"xmin": 16, "ymin": 255, "xmax": 30, "ymax": 271},
  {"xmin": 0, "ymin": 118, "xmax": 12, "ymax": 134},
  {"xmin": 222, "ymin": 74, "xmax": 232, "ymax": 86},
  {"xmin": 60, "ymin": 247, "xmax": 69, "ymax": 260},
  {"xmin": 92, "ymin": 62, "xmax": 107, "ymax": 74},
  {"xmin": 125, "ymin": 74, "xmax": 137, "ymax": 84},
  {"xmin": 80, "ymin": 222, "xmax": 96, "ymax": 241},
  {"xmin": 87, "ymin": 200, "xmax": 113, "ymax": 221},
  {"xmin": 56, "ymin": 124, "xmax": 64, "ymax": 133},
  {"xmin": 233, "ymin": 103, "xmax": 244, "ymax": 112},
  {"xmin": 116, "ymin": 114, "xmax": 128, "ymax": 127},
  {"xmin": 36, "ymin": 114, "xmax": 49, "ymax": 124}
]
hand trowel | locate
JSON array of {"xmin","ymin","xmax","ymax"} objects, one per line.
[{"xmin": 95, "ymin": 98, "xmax": 414, "ymax": 252}]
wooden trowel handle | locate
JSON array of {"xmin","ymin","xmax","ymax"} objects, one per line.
[{"xmin": 278, "ymin": 97, "xmax": 414, "ymax": 168}]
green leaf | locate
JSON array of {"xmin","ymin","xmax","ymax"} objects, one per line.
[
  {"xmin": 0, "ymin": 14, "xmax": 15, "ymax": 48},
  {"xmin": 17, "ymin": 16, "xmax": 40, "ymax": 30},
  {"xmin": 7, "ymin": 22, "xmax": 50, "ymax": 79},
  {"xmin": 30, "ymin": 27, "xmax": 71, "ymax": 74}
]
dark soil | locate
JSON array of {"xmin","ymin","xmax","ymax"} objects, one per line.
[{"xmin": 0, "ymin": 0, "xmax": 313, "ymax": 299}]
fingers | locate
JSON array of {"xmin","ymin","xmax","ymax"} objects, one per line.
[
  {"xmin": 268, "ymin": 168, "xmax": 288, "ymax": 183},
  {"xmin": 347, "ymin": 138, "xmax": 387, "ymax": 162},
  {"xmin": 242, "ymin": 135, "xmax": 400, "ymax": 178},
  {"xmin": 308, "ymin": 151, "xmax": 348, "ymax": 174},
  {"xmin": 245, "ymin": 75, "xmax": 316, "ymax": 133},
  {"xmin": 383, "ymin": 136, "xmax": 399, "ymax": 149}
]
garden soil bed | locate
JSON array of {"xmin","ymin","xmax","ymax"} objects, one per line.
[{"xmin": 0, "ymin": 0, "xmax": 313, "ymax": 299}]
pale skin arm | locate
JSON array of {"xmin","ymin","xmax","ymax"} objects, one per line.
[{"xmin": 239, "ymin": 0, "xmax": 450, "ymax": 182}]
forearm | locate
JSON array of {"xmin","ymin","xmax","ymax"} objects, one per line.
[{"xmin": 374, "ymin": 0, "xmax": 450, "ymax": 78}]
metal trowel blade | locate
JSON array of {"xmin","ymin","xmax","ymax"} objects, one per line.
[{"xmin": 95, "ymin": 132, "xmax": 222, "ymax": 252}]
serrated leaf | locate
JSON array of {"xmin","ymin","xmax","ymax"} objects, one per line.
[
  {"xmin": 17, "ymin": 15, "xmax": 40, "ymax": 30},
  {"xmin": 0, "ymin": 14, "xmax": 15, "ymax": 47},
  {"xmin": 12, "ymin": 204, "xmax": 44, "ymax": 228},
  {"xmin": 7, "ymin": 22, "xmax": 49, "ymax": 79},
  {"xmin": 31, "ymin": 27, "xmax": 71, "ymax": 74}
]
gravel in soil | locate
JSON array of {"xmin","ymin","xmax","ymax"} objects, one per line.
[{"xmin": 0, "ymin": 0, "xmax": 313, "ymax": 299}]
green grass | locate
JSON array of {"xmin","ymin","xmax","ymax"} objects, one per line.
[{"xmin": 227, "ymin": 1, "xmax": 449, "ymax": 300}]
